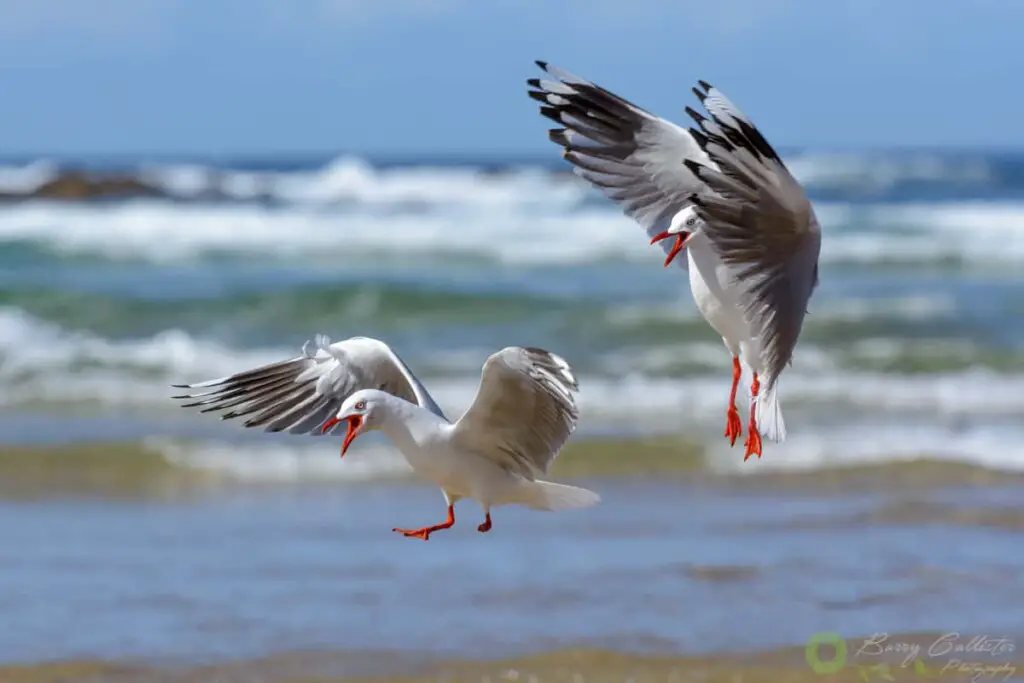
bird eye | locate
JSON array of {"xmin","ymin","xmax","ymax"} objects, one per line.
[{"xmin": 355, "ymin": 400, "xmax": 366, "ymax": 410}]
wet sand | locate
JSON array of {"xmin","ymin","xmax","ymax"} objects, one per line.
[
  {"xmin": 5, "ymin": 635, "xmax": 1023, "ymax": 683},
  {"xmin": 4, "ymin": 437, "xmax": 1023, "ymax": 500}
]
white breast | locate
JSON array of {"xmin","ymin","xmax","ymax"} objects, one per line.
[{"xmin": 685, "ymin": 233, "xmax": 751, "ymax": 350}]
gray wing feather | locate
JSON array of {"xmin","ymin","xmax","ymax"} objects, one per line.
[
  {"xmin": 682, "ymin": 83, "xmax": 822, "ymax": 390},
  {"xmin": 171, "ymin": 335, "xmax": 446, "ymax": 435},
  {"xmin": 450, "ymin": 347, "xmax": 579, "ymax": 480},
  {"xmin": 528, "ymin": 61, "xmax": 713, "ymax": 269}
]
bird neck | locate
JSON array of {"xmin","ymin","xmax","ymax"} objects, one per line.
[{"xmin": 376, "ymin": 394, "xmax": 447, "ymax": 454}]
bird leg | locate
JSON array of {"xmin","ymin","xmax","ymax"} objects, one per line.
[
  {"xmin": 393, "ymin": 504, "xmax": 455, "ymax": 541},
  {"xmin": 743, "ymin": 373, "xmax": 763, "ymax": 461},
  {"xmin": 724, "ymin": 356, "xmax": 743, "ymax": 446},
  {"xmin": 477, "ymin": 512, "xmax": 492, "ymax": 533}
]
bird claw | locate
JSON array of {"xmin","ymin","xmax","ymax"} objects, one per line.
[
  {"xmin": 724, "ymin": 407, "xmax": 743, "ymax": 446},
  {"xmin": 743, "ymin": 429, "xmax": 762, "ymax": 461},
  {"xmin": 392, "ymin": 527, "xmax": 431, "ymax": 541}
]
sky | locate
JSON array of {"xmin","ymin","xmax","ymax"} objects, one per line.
[{"xmin": 0, "ymin": 0, "xmax": 1021, "ymax": 156}]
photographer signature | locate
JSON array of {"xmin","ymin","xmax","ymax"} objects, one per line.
[{"xmin": 856, "ymin": 632, "xmax": 1015, "ymax": 668}]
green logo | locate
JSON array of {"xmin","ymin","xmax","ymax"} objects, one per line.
[{"xmin": 806, "ymin": 632, "xmax": 848, "ymax": 674}]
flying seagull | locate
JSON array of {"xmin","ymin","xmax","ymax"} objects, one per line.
[
  {"xmin": 527, "ymin": 61, "xmax": 821, "ymax": 460},
  {"xmin": 172, "ymin": 335, "xmax": 599, "ymax": 539}
]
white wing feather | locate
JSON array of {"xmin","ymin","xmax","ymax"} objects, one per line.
[
  {"xmin": 451, "ymin": 347, "xmax": 579, "ymax": 480},
  {"xmin": 171, "ymin": 335, "xmax": 445, "ymax": 435}
]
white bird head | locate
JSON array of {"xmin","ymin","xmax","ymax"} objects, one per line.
[
  {"xmin": 650, "ymin": 205, "xmax": 701, "ymax": 268},
  {"xmin": 320, "ymin": 389, "xmax": 387, "ymax": 457}
]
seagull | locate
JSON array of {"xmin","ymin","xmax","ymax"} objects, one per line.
[
  {"xmin": 171, "ymin": 335, "xmax": 599, "ymax": 540},
  {"xmin": 527, "ymin": 61, "xmax": 821, "ymax": 461}
]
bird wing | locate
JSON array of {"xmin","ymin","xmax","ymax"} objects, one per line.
[
  {"xmin": 682, "ymin": 81, "xmax": 822, "ymax": 389},
  {"xmin": 528, "ymin": 60, "xmax": 712, "ymax": 270},
  {"xmin": 171, "ymin": 335, "xmax": 446, "ymax": 435},
  {"xmin": 449, "ymin": 347, "xmax": 579, "ymax": 480}
]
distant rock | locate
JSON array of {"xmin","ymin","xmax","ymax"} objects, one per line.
[
  {"xmin": 0, "ymin": 170, "xmax": 169, "ymax": 202},
  {"xmin": 0, "ymin": 169, "xmax": 254, "ymax": 202}
]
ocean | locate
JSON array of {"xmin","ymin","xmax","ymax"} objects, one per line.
[
  {"xmin": 1, "ymin": 150, "xmax": 1023, "ymax": 679},
  {"xmin": 1, "ymin": 150, "xmax": 1022, "ymax": 475}
]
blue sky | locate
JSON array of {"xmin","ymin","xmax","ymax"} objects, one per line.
[{"xmin": 0, "ymin": 0, "xmax": 1021, "ymax": 155}]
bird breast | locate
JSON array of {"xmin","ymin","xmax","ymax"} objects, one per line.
[{"xmin": 686, "ymin": 235, "xmax": 751, "ymax": 345}]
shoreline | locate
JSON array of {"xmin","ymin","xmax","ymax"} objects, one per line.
[
  {"xmin": 2, "ymin": 436, "xmax": 1024, "ymax": 500},
  {"xmin": 4, "ymin": 633, "xmax": 1022, "ymax": 683}
]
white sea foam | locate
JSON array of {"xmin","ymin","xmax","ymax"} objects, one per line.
[
  {"xmin": 150, "ymin": 436, "xmax": 413, "ymax": 482},
  {"xmin": 786, "ymin": 152, "xmax": 993, "ymax": 192},
  {"xmin": 1, "ymin": 196, "xmax": 1023, "ymax": 267},
  {"xmin": 0, "ymin": 153, "xmax": 995, "ymax": 203},
  {"xmin": 708, "ymin": 422, "xmax": 1024, "ymax": 474},
  {"xmin": 2, "ymin": 309, "xmax": 1023, "ymax": 480},
  {"xmin": 0, "ymin": 154, "xmax": 1019, "ymax": 267},
  {"xmin": 146, "ymin": 416, "xmax": 1024, "ymax": 484},
  {"xmin": 1, "ymin": 309, "xmax": 1016, "ymax": 415}
]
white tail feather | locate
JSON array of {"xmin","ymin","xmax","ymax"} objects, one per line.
[
  {"xmin": 520, "ymin": 480, "xmax": 600, "ymax": 511},
  {"xmin": 755, "ymin": 382, "xmax": 786, "ymax": 443}
]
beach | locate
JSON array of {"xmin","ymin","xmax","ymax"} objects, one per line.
[
  {"xmin": 3, "ymin": 439, "xmax": 1024, "ymax": 682},
  {"xmin": 1, "ymin": 152, "xmax": 1023, "ymax": 681}
]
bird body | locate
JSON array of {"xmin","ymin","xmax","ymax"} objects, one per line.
[
  {"xmin": 173, "ymin": 336, "xmax": 598, "ymax": 539},
  {"xmin": 528, "ymin": 62, "xmax": 821, "ymax": 459}
]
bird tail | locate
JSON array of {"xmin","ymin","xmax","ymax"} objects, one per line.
[
  {"xmin": 520, "ymin": 480, "xmax": 600, "ymax": 511},
  {"xmin": 755, "ymin": 380, "xmax": 786, "ymax": 443}
]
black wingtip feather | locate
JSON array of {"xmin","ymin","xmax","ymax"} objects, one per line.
[
  {"xmin": 526, "ymin": 78, "xmax": 541, "ymax": 88},
  {"xmin": 535, "ymin": 60, "xmax": 548, "ymax": 70},
  {"xmin": 689, "ymin": 128, "xmax": 709, "ymax": 148},
  {"xmin": 697, "ymin": 79, "xmax": 712, "ymax": 92},
  {"xmin": 539, "ymin": 106, "xmax": 562, "ymax": 123},
  {"xmin": 691, "ymin": 87, "xmax": 707, "ymax": 102},
  {"xmin": 683, "ymin": 159, "xmax": 705, "ymax": 177},
  {"xmin": 527, "ymin": 89, "xmax": 549, "ymax": 104},
  {"xmin": 170, "ymin": 384, "xmax": 190, "ymax": 389},
  {"xmin": 684, "ymin": 106, "xmax": 705, "ymax": 124},
  {"xmin": 548, "ymin": 129, "xmax": 569, "ymax": 146}
]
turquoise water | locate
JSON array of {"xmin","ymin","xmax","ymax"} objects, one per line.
[{"xmin": 1, "ymin": 152, "xmax": 1023, "ymax": 476}]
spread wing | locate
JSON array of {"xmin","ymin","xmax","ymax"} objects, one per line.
[
  {"xmin": 527, "ymin": 60, "xmax": 712, "ymax": 269},
  {"xmin": 450, "ymin": 347, "xmax": 579, "ymax": 480},
  {"xmin": 171, "ymin": 335, "xmax": 446, "ymax": 435},
  {"xmin": 682, "ymin": 81, "xmax": 822, "ymax": 389}
]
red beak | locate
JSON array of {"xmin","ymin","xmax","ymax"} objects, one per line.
[
  {"xmin": 650, "ymin": 230, "xmax": 691, "ymax": 267},
  {"xmin": 321, "ymin": 415, "xmax": 364, "ymax": 458}
]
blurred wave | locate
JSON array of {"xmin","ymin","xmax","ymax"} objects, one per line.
[{"xmin": 1, "ymin": 150, "xmax": 1023, "ymax": 476}]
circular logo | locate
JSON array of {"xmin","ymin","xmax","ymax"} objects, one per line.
[{"xmin": 806, "ymin": 632, "xmax": 847, "ymax": 674}]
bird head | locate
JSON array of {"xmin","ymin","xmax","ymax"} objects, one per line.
[
  {"xmin": 649, "ymin": 205, "xmax": 701, "ymax": 268},
  {"xmin": 320, "ymin": 390, "xmax": 384, "ymax": 457}
]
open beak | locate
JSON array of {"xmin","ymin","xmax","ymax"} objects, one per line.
[
  {"xmin": 321, "ymin": 415, "xmax": 364, "ymax": 458},
  {"xmin": 650, "ymin": 230, "xmax": 691, "ymax": 268}
]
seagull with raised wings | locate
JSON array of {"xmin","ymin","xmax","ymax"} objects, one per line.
[
  {"xmin": 172, "ymin": 335, "xmax": 599, "ymax": 540},
  {"xmin": 527, "ymin": 62, "xmax": 821, "ymax": 460}
]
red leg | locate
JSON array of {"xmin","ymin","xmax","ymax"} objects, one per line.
[
  {"xmin": 393, "ymin": 504, "xmax": 455, "ymax": 541},
  {"xmin": 477, "ymin": 512, "xmax": 492, "ymax": 533},
  {"xmin": 724, "ymin": 356, "xmax": 743, "ymax": 446},
  {"xmin": 743, "ymin": 373, "xmax": 763, "ymax": 461}
]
